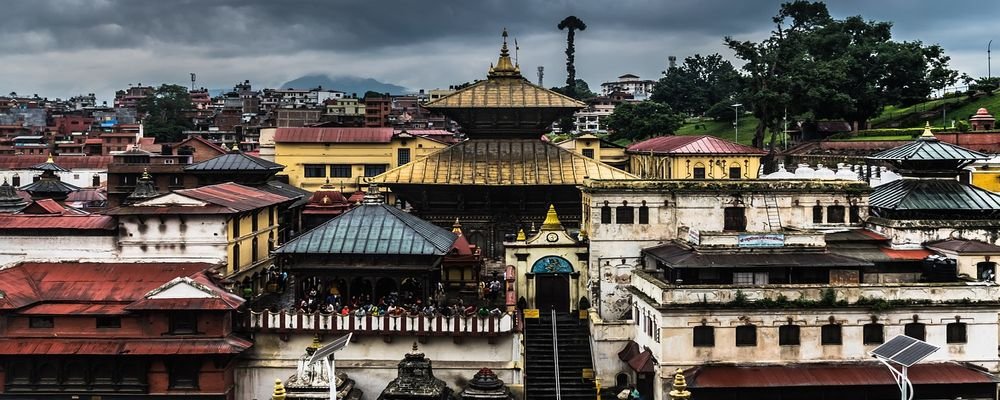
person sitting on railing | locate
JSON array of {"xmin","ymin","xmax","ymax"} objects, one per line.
[
  {"xmin": 477, "ymin": 306, "xmax": 489, "ymax": 318},
  {"xmin": 323, "ymin": 303, "xmax": 336, "ymax": 314},
  {"xmin": 340, "ymin": 305, "xmax": 350, "ymax": 316}
]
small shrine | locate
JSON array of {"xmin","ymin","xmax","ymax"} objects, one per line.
[
  {"xmin": 377, "ymin": 343, "xmax": 455, "ymax": 400},
  {"xmin": 0, "ymin": 179, "xmax": 28, "ymax": 213},
  {"xmin": 970, "ymin": 107, "xmax": 995, "ymax": 131},
  {"xmin": 20, "ymin": 155, "xmax": 79, "ymax": 201},
  {"xmin": 302, "ymin": 179, "xmax": 355, "ymax": 230},
  {"xmin": 457, "ymin": 368, "xmax": 512, "ymax": 400},
  {"xmin": 278, "ymin": 336, "xmax": 363, "ymax": 400},
  {"xmin": 126, "ymin": 169, "xmax": 160, "ymax": 204},
  {"xmin": 504, "ymin": 205, "xmax": 588, "ymax": 312}
]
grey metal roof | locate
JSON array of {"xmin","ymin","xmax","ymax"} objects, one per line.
[
  {"xmin": 29, "ymin": 161, "xmax": 69, "ymax": 172},
  {"xmin": 868, "ymin": 137, "xmax": 989, "ymax": 162},
  {"xmin": 643, "ymin": 243, "xmax": 872, "ymax": 268},
  {"xmin": 276, "ymin": 204, "xmax": 457, "ymax": 256},
  {"xmin": 184, "ymin": 152, "xmax": 284, "ymax": 172},
  {"xmin": 259, "ymin": 180, "xmax": 311, "ymax": 208},
  {"xmin": 869, "ymin": 178, "xmax": 1000, "ymax": 210},
  {"xmin": 20, "ymin": 179, "xmax": 79, "ymax": 195}
]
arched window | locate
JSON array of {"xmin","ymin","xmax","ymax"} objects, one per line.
[
  {"xmin": 600, "ymin": 202, "xmax": 612, "ymax": 224},
  {"xmin": 638, "ymin": 201, "xmax": 649, "ymax": 224}
]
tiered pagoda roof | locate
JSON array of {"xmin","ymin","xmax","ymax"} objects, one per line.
[
  {"xmin": 0, "ymin": 180, "xmax": 28, "ymax": 213},
  {"xmin": 377, "ymin": 343, "xmax": 454, "ymax": 400},
  {"xmin": 20, "ymin": 156, "xmax": 79, "ymax": 201}
]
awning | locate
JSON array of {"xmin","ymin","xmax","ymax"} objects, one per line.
[
  {"xmin": 644, "ymin": 243, "xmax": 872, "ymax": 269},
  {"xmin": 618, "ymin": 340, "xmax": 640, "ymax": 362},
  {"xmin": 829, "ymin": 247, "xmax": 933, "ymax": 262},
  {"xmin": 687, "ymin": 362, "xmax": 999, "ymax": 388},
  {"xmin": 0, "ymin": 336, "xmax": 252, "ymax": 355},
  {"xmin": 617, "ymin": 340, "xmax": 656, "ymax": 373}
]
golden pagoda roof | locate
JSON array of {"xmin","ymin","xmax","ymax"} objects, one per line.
[
  {"xmin": 540, "ymin": 204, "xmax": 564, "ymax": 231},
  {"xmin": 423, "ymin": 30, "xmax": 585, "ymax": 110},
  {"xmin": 369, "ymin": 139, "xmax": 637, "ymax": 186}
]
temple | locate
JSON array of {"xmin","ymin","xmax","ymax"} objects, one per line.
[
  {"xmin": 277, "ymin": 336, "xmax": 363, "ymax": 400},
  {"xmin": 371, "ymin": 30, "xmax": 635, "ymax": 258},
  {"xmin": 376, "ymin": 343, "xmax": 455, "ymax": 400}
]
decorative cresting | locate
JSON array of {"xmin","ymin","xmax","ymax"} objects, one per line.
[
  {"xmin": 488, "ymin": 28, "xmax": 520, "ymax": 78},
  {"xmin": 540, "ymin": 204, "xmax": 564, "ymax": 231},
  {"xmin": 530, "ymin": 255, "xmax": 574, "ymax": 274},
  {"xmin": 668, "ymin": 368, "xmax": 691, "ymax": 400}
]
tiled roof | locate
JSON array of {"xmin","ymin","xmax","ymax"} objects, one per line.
[
  {"xmin": 184, "ymin": 152, "xmax": 285, "ymax": 172},
  {"xmin": 926, "ymin": 239, "xmax": 1000, "ymax": 254},
  {"xmin": 627, "ymin": 135, "xmax": 766, "ymax": 155},
  {"xmin": 423, "ymin": 77, "xmax": 585, "ymax": 109},
  {"xmin": 0, "ymin": 214, "xmax": 115, "ymax": 230},
  {"xmin": 869, "ymin": 179, "xmax": 1000, "ymax": 211},
  {"xmin": 274, "ymin": 127, "xmax": 394, "ymax": 143},
  {"xmin": 176, "ymin": 135, "xmax": 228, "ymax": 154},
  {"xmin": 0, "ymin": 155, "xmax": 112, "ymax": 170},
  {"xmin": 869, "ymin": 136, "xmax": 989, "ymax": 162},
  {"xmin": 370, "ymin": 139, "xmax": 636, "ymax": 185},
  {"xmin": 0, "ymin": 337, "xmax": 252, "ymax": 355},
  {"xmin": 276, "ymin": 204, "xmax": 457, "ymax": 256},
  {"xmin": 176, "ymin": 182, "xmax": 291, "ymax": 212}
]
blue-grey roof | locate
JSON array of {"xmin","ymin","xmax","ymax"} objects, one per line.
[
  {"xmin": 184, "ymin": 152, "xmax": 284, "ymax": 172},
  {"xmin": 260, "ymin": 180, "xmax": 311, "ymax": 208},
  {"xmin": 276, "ymin": 204, "xmax": 457, "ymax": 256},
  {"xmin": 870, "ymin": 178, "xmax": 1000, "ymax": 210},
  {"xmin": 868, "ymin": 137, "xmax": 989, "ymax": 162}
]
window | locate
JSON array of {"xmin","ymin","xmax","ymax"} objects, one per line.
[
  {"xmin": 397, "ymin": 148, "xmax": 411, "ymax": 165},
  {"xmin": 120, "ymin": 174, "xmax": 137, "ymax": 186},
  {"xmin": 616, "ymin": 205, "xmax": 634, "ymax": 224},
  {"xmin": 729, "ymin": 166, "xmax": 741, "ymax": 179},
  {"xmin": 812, "ymin": 205, "xmax": 824, "ymax": 223},
  {"xmin": 827, "ymin": 205, "xmax": 845, "ymax": 223},
  {"xmin": 904, "ymin": 322, "xmax": 926, "ymax": 341},
  {"xmin": 863, "ymin": 323, "xmax": 884, "ymax": 344},
  {"xmin": 169, "ymin": 175, "xmax": 182, "ymax": 187},
  {"xmin": 29, "ymin": 316, "xmax": 54, "ymax": 328},
  {"xmin": 779, "ymin": 323, "xmax": 800, "ymax": 345},
  {"xmin": 723, "ymin": 207, "xmax": 746, "ymax": 231},
  {"xmin": 329, "ymin": 164, "xmax": 352, "ymax": 178},
  {"xmin": 821, "ymin": 323, "xmax": 843, "ymax": 345},
  {"xmin": 600, "ymin": 205, "xmax": 612, "ymax": 224},
  {"xmin": 170, "ymin": 313, "xmax": 197, "ymax": 334},
  {"xmin": 169, "ymin": 361, "xmax": 200, "ymax": 389},
  {"xmin": 12, "ymin": 175, "xmax": 20, "ymax": 186},
  {"xmin": 582, "ymin": 148, "xmax": 595, "ymax": 158},
  {"xmin": 232, "ymin": 215, "xmax": 240, "ymax": 237},
  {"xmin": 268, "ymin": 207, "xmax": 275, "ymax": 227},
  {"xmin": 304, "ymin": 164, "xmax": 326, "ymax": 178},
  {"xmin": 735, "ymin": 325, "xmax": 757, "ymax": 346},
  {"xmin": 849, "ymin": 205, "xmax": 861, "ymax": 223},
  {"xmin": 96, "ymin": 316, "xmax": 121, "ymax": 328},
  {"xmin": 947, "ymin": 322, "xmax": 967, "ymax": 344},
  {"xmin": 733, "ymin": 272, "xmax": 768, "ymax": 285},
  {"xmin": 92, "ymin": 174, "xmax": 100, "ymax": 187},
  {"xmin": 364, "ymin": 164, "xmax": 387, "ymax": 177},
  {"xmin": 251, "ymin": 237, "xmax": 259, "ymax": 263},
  {"xmin": 232, "ymin": 243, "xmax": 240, "ymax": 270},
  {"xmin": 251, "ymin": 211, "xmax": 259, "ymax": 232},
  {"xmin": 693, "ymin": 325, "xmax": 715, "ymax": 347},
  {"xmin": 693, "ymin": 167, "xmax": 706, "ymax": 179},
  {"xmin": 638, "ymin": 205, "xmax": 649, "ymax": 224}
]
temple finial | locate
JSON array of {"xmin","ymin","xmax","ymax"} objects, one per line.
[
  {"xmin": 516, "ymin": 228, "xmax": 526, "ymax": 241},
  {"xmin": 920, "ymin": 121, "xmax": 935, "ymax": 139},
  {"xmin": 540, "ymin": 204, "xmax": 563, "ymax": 231},
  {"xmin": 489, "ymin": 28, "xmax": 520, "ymax": 78},
  {"xmin": 669, "ymin": 368, "xmax": 691, "ymax": 399},
  {"xmin": 272, "ymin": 378, "xmax": 287, "ymax": 400}
]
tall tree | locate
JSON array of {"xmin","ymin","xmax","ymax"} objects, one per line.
[
  {"xmin": 558, "ymin": 16, "xmax": 587, "ymax": 99},
  {"xmin": 138, "ymin": 84, "xmax": 193, "ymax": 143},
  {"xmin": 652, "ymin": 53, "xmax": 742, "ymax": 116},
  {"xmin": 604, "ymin": 101, "xmax": 684, "ymax": 142}
]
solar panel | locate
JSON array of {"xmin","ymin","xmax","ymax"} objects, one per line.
[
  {"xmin": 309, "ymin": 333, "xmax": 353, "ymax": 364},
  {"xmin": 870, "ymin": 335, "xmax": 940, "ymax": 367}
]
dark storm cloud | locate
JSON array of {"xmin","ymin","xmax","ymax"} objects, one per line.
[{"xmin": 0, "ymin": 0, "xmax": 997, "ymax": 100}]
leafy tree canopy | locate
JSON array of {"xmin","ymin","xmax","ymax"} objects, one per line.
[
  {"xmin": 651, "ymin": 53, "xmax": 742, "ymax": 116},
  {"xmin": 138, "ymin": 84, "xmax": 193, "ymax": 143},
  {"xmin": 552, "ymin": 79, "xmax": 596, "ymax": 100},
  {"xmin": 605, "ymin": 101, "xmax": 684, "ymax": 142}
]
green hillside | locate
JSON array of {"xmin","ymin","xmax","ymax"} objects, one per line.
[{"xmin": 871, "ymin": 92, "xmax": 1000, "ymax": 129}]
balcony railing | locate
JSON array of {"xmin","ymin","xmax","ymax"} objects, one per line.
[{"xmin": 247, "ymin": 310, "xmax": 516, "ymax": 337}]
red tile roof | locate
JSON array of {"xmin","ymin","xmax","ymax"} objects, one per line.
[
  {"xmin": 880, "ymin": 248, "xmax": 934, "ymax": 261},
  {"xmin": 0, "ymin": 337, "xmax": 252, "ymax": 355},
  {"xmin": 0, "ymin": 214, "xmax": 115, "ymax": 230},
  {"xmin": 0, "ymin": 262, "xmax": 216, "ymax": 310},
  {"xmin": 176, "ymin": 135, "xmax": 228, "ymax": 155},
  {"xmin": 19, "ymin": 303, "xmax": 129, "ymax": 315},
  {"xmin": 0, "ymin": 155, "xmax": 112, "ymax": 169},
  {"xmin": 688, "ymin": 362, "xmax": 998, "ymax": 388},
  {"xmin": 176, "ymin": 182, "xmax": 291, "ymax": 212},
  {"xmin": 274, "ymin": 127, "xmax": 394, "ymax": 143},
  {"xmin": 627, "ymin": 135, "xmax": 767, "ymax": 155},
  {"xmin": 27, "ymin": 198, "xmax": 67, "ymax": 214}
]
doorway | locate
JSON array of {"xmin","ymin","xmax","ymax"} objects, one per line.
[{"xmin": 535, "ymin": 274, "xmax": 570, "ymax": 312}]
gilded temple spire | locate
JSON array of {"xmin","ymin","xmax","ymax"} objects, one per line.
[{"xmin": 488, "ymin": 28, "xmax": 520, "ymax": 79}]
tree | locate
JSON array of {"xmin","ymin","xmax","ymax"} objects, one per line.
[
  {"xmin": 652, "ymin": 53, "xmax": 742, "ymax": 116},
  {"xmin": 552, "ymin": 79, "xmax": 596, "ymax": 99},
  {"xmin": 138, "ymin": 84, "xmax": 193, "ymax": 143},
  {"xmin": 558, "ymin": 16, "xmax": 587, "ymax": 99},
  {"xmin": 604, "ymin": 101, "xmax": 684, "ymax": 142}
]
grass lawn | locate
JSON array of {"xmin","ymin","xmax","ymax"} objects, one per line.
[{"xmin": 675, "ymin": 116, "xmax": 762, "ymax": 146}]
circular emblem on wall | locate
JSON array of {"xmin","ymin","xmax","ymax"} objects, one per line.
[{"xmin": 546, "ymin": 232, "xmax": 559, "ymax": 242}]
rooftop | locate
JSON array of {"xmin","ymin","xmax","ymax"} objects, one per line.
[
  {"xmin": 184, "ymin": 149, "xmax": 285, "ymax": 173},
  {"xmin": 869, "ymin": 178, "xmax": 1000, "ymax": 211},
  {"xmin": 627, "ymin": 135, "xmax": 767, "ymax": 155}
]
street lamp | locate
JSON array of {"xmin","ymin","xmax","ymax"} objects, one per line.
[{"xmin": 731, "ymin": 103, "xmax": 743, "ymax": 143}]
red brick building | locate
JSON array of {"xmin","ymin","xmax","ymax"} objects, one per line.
[{"xmin": 0, "ymin": 262, "xmax": 250, "ymax": 399}]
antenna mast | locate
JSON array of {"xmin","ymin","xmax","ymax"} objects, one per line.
[
  {"xmin": 190, "ymin": 73, "xmax": 196, "ymax": 91},
  {"xmin": 537, "ymin": 66, "xmax": 544, "ymax": 87}
]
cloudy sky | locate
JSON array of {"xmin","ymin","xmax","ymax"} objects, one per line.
[{"xmin": 2, "ymin": 0, "xmax": 997, "ymax": 102}]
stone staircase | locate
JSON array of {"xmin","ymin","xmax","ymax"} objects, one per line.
[{"xmin": 524, "ymin": 310, "xmax": 596, "ymax": 399}]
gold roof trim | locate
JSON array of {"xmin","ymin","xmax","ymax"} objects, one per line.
[
  {"xmin": 369, "ymin": 139, "xmax": 637, "ymax": 186},
  {"xmin": 540, "ymin": 204, "xmax": 564, "ymax": 231}
]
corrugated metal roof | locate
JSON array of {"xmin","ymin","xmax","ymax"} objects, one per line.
[
  {"xmin": 0, "ymin": 337, "xmax": 251, "ymax": 355},
  {"xmin": 176, "ymin": 182, "xmax": 291, "ymax": 212},
  {"xmin": 0, "ymin": 214, "xmax": 115, "ymax": 230},
  {"xmin": 65, "ymin": 188, "xmax": 107, "ymax": 202},
  {"xmin": 19, "ymin": 178, "xmax": 80, "ymax": 194},
  {"xmin": 19, "ymin": 303, "xmax": 129, "ymax": 315},
  {"xmin": 869, "ymin": 137, "xmax": 989, "ymax": 161},
  {"xmin": 869, "ymin": 179, "xmax": 1000, "ymax": 210},
  {"xmin": 370, "ymin": 139, "xmax": 637, "ymax": 186},
  {"xmin": 260, "ymin": 180, "xmax": 312, "ymax": 208},
  {"xmin": 926, "ymin": 239, "xmax": 1000, "ymax": 254},
  {"xmin": 276, "ymin": 204, "xmax": 457, "ymax": 256},
  {"xmin": 0, "ymin": 155, "xmax": 111, "ymax": 170},
  {"xmin": 880, "ymin": 248, "xmax": 933, "ymax": 260},
  {"xmin": 274, "ymin": 127, "xmax": 394, "ymax": 143},
  {"xmin": 184, "ymin": 152, "xmax": 285, "ymax": 172},
  {"xmin": 688, "ymin": 362, "xmax": 999, "ymax": 388},
  {"xmin": 644, "ymin": 243, "xmax": 872, "ymax": 268},
  {"xmin": 627, "ymin": 135, "xmax": 767, "ymax": 155},
  {"xmin": 424, "ymin": 77, "xmax": 584, "ymax": 109}
]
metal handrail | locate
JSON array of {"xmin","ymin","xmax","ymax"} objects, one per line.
[{"xmin": 551, "ymin": 308, "xmax": 562, "ymax": 400}]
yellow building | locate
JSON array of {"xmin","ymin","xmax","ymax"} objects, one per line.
[
  {"xmin": 325, "ymin": 97, "xmax": 366, "ymax": 116},
  {"xmin": 626, "ymin": 135, "xmax": 766, "ymax": 179},
  {"xmin": 556, "ymin": 133, "xmax": 629, "ymax": 170},
  {"xmin": 272, "ymin": 127, "xmax": 451, "ymax": 192},
  {"xmin": 969, "ymin": 156, "xmax": 1000, "ymax": 192}
]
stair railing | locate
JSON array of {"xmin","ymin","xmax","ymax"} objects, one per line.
[{"xmin": 551, "ymin": 308, "xmax": 562, "ymax": 400}]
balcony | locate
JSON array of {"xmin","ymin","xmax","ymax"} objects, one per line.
[{"xmin": 246, "ymin": 310, "xmax": 516, "ymax": 338}]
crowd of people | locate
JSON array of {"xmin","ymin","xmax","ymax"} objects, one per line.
[{"xmin": 288, "ymin": 277, "xmax": 508, "ymax": 318}]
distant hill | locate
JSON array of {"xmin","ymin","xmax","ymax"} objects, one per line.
[{"xmin": 280, "ymin": 74, "xmax": 409, "ymax": 96}]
